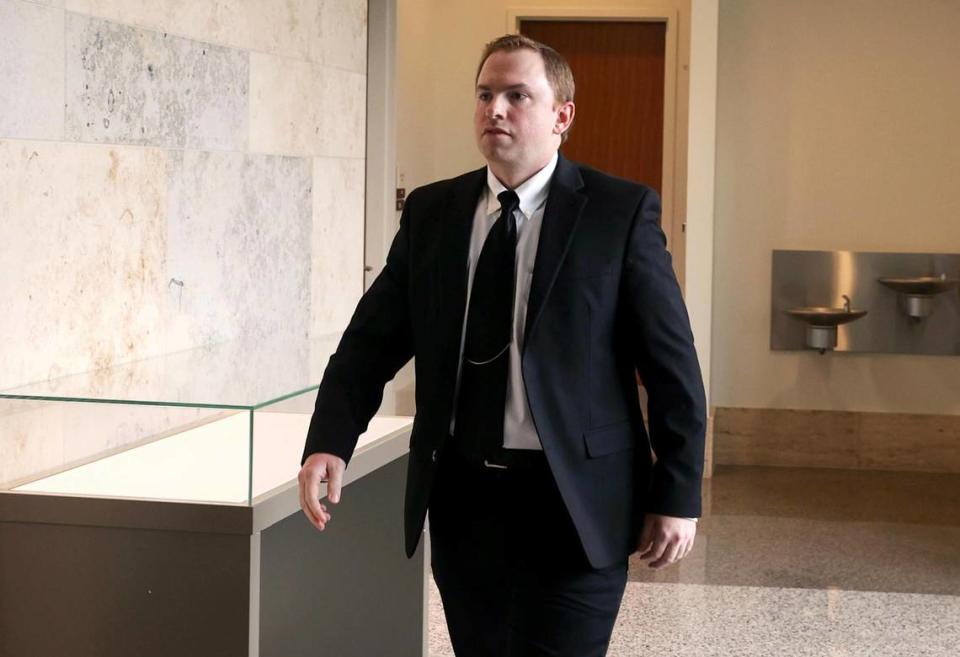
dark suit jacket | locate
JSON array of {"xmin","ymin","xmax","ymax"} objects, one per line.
[{"xmin": 301, "ymin": 153, "xmax": 706, "ymax": 569}]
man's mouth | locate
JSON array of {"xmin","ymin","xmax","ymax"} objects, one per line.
[{"xmin": 484, "ymin": 127, "xmax": 510, "ymax": 136}]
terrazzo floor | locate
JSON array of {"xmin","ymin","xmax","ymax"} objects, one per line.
[{"xmin": 426, "ymin": 465, "xmax": 960, "ymax": 656}]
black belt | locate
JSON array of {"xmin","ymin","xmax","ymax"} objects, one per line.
[{"xmin": 446, "ymin": 435, "xmax": 548, "ymax": 471}]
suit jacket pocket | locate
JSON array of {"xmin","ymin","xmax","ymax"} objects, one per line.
[{"xmin": 583, "ymin": 420, "xmax": 635, "ymax": 458}]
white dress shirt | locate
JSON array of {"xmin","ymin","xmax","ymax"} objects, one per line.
[
  {"xmin": 447, "ymin": 152, "xmax": 558, "ymax": 450},
  {"xmin": 443, "ymin": 153, "xmax": 700, "ymax": 523}
]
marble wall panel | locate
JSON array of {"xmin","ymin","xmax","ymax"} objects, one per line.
[
  {"xmin": 714, "ymin": 407, "xmax": 960, "ymax": 473},
  {"xmin": 704, "ymin": 465, "xmax": 960, "ymax": 526},
  {"xmin": 17, "ymin": 0, "xmax": 63, "ymax": 7},
  {"xmin": 250, "ymin": 52, "xmax": 366, "ymax": 158},
  {"xmin": 64, "ymin": 0, "xmax": 317, "ymax": 62},
  {"xmin": 858, "ymin": 412, "xmax": 960, "ymax": 473},
  {"xmin": 1, "ymin": 0, "xmax": 368, "ymax": 486},
  {"xmin": 714, "ymin": 407, "xmax": 861, "ymax": 469},
  {"xmin": 306, "ymin": 331, "xmax": 343, "ymax": 385},
  {"xmin": 64, "ymin": 12, "xmax": 248, "ymax": 150},
  {"xmin": 319, "ymin": 66, "xmax": 366, "ymax": 158},
  {"xmin": 310, "ymin": 157, "xmax": 365, "ymax": 337},
  {"xmin": 163, "ymin": 149, "xmax": 312, "ymax": 347},
  {"xmin": 312, "ymin": 0, "xmax": 368, "ymax": 74},
  {"xmin": 248, "ymin": 53, "xmax": 314, "ymax": 157},
  {"xmin": 0, "ymin": 139, "xmax": 168, "ymax": 391},
  {"xmin": 0, "ymin": 0, "xmax": 65, "ymax": 140}
]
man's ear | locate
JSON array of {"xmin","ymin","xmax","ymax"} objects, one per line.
[{"xmin": 554, "ymin": 101, "xmax": 575, "ymax": 136}]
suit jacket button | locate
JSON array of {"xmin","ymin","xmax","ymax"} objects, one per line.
[{"xmin": 431, "ymin": 449, "xmax": 438, "ymax": 462}]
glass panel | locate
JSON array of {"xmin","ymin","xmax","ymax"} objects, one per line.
[
  {"xmin": 251, "ymin": 389, "xmax": 317, "ymax": 501},
  {"xmin": 0, "ymin": 331, "xmax": 345, "ymax": 505},
  {"xmin": 250, "ymin": 381, "xmax": 416, "ymax": 505},
  {"xmin": 0, "ymin": 332, "xmax": 342, "ymax": 408},
  {"xmin": 1, "ymin": 397, "xmax": 251, "ymax": 504}
]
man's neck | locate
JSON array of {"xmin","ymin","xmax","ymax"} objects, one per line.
[{"xmin": 487, "ymin": 153, "xmax": 557, "ymax": 190}]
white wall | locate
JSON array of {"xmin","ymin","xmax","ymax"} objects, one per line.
[
  {"xmin": 686, "ymin": 0, "xmax": 719, "ymax": 406},
  {"xmin": 713, "ymin": 0, "xmax": 960, "ymax": 414}
]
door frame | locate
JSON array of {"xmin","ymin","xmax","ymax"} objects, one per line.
[
  {"xmin": 364, "ymin": 0, "xmax": 399, "ymax": 291},
  {"xmin": 507, "ymin": 5, "xmax": 690, "ymax": 289}
]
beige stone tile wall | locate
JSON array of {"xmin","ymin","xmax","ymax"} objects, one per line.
[
  {"xmin": 0, "ymin": 140, "xmax": 169, "ymax": 385},
  {"xmin": 0, "ymin": 0, "xmax": 368, "ymax": 483},
  {"xmin": 715, "ymin": 407, "xmax": 960, "ymax": 473},
  {"xmin": 0, "ymin": 1, "xmax": 65, "ymax": 139}
]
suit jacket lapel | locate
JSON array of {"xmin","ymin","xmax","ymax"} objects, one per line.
[
  {"xmin": 523, "ymin": 154, "xmax": 587, "ymax": 352},
  {"xmin": 436, "ymin": 167, "xmax": 486, "ymax": 378}
]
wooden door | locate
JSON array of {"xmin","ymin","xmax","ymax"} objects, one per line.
[
  {"xmin": 520, "ymin": 20, "xmax": 666, "ymax": 201},
  {"xmin": 521, "ymin": 21, "xmax": 669, "ymax": 394}
]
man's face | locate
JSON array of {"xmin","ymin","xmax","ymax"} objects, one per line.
[{"xmin": 474, "ymin": 49, "xmax": 569, "ymax": 176}]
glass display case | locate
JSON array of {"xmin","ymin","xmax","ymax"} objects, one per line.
[{"xmin": 0, "ymin": 333, "xmax": 421, "ymax": 657}]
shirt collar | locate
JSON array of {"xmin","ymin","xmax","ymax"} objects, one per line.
[{"xmin": 485, "ymin": 151, "xmax": 559, "ymax": 219}]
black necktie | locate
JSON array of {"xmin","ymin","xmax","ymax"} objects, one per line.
[{"xmin": 453, "ymin": 190, "xmax": 521, "ymax": 461}]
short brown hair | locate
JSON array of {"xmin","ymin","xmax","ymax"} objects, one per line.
[{"xmin": 476, "ymin": 34, "xmax": 576, "ymax": 143}]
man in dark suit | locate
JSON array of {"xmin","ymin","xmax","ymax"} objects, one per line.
[{"xmin": 299, "ymin": 34, "xmax": 705, "ymax": 656}]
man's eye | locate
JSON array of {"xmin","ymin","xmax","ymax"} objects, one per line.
[
  {"xmin": 478, "ymin": 92, "xmax": 491, "ymax": 101},
  {"xmin": 511, "ymin": 92, "xmax": 528, "ymax": 101}
]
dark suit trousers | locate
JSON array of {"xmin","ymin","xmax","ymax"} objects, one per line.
[{"xmin": 428, "ymin": 446, "xmax": 628, "ymax": 657}]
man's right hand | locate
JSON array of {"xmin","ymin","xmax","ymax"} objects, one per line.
[{"xmin": 298, "ymin": 452, "xmax": 346, "ymax": 531}]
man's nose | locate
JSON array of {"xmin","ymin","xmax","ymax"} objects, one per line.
[{"xmin": 487, "ymin": 95, "xmax": 506, "ymax": 119}]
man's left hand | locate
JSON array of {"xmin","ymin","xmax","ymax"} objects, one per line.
[{"xmin": 637, "ymin": 514, "xmax": 697, "ymax": 569}]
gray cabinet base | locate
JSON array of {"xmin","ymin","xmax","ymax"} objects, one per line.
[{"xmin": 0, "ymin": 455, "xmax": 424, "ymax": 657}]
